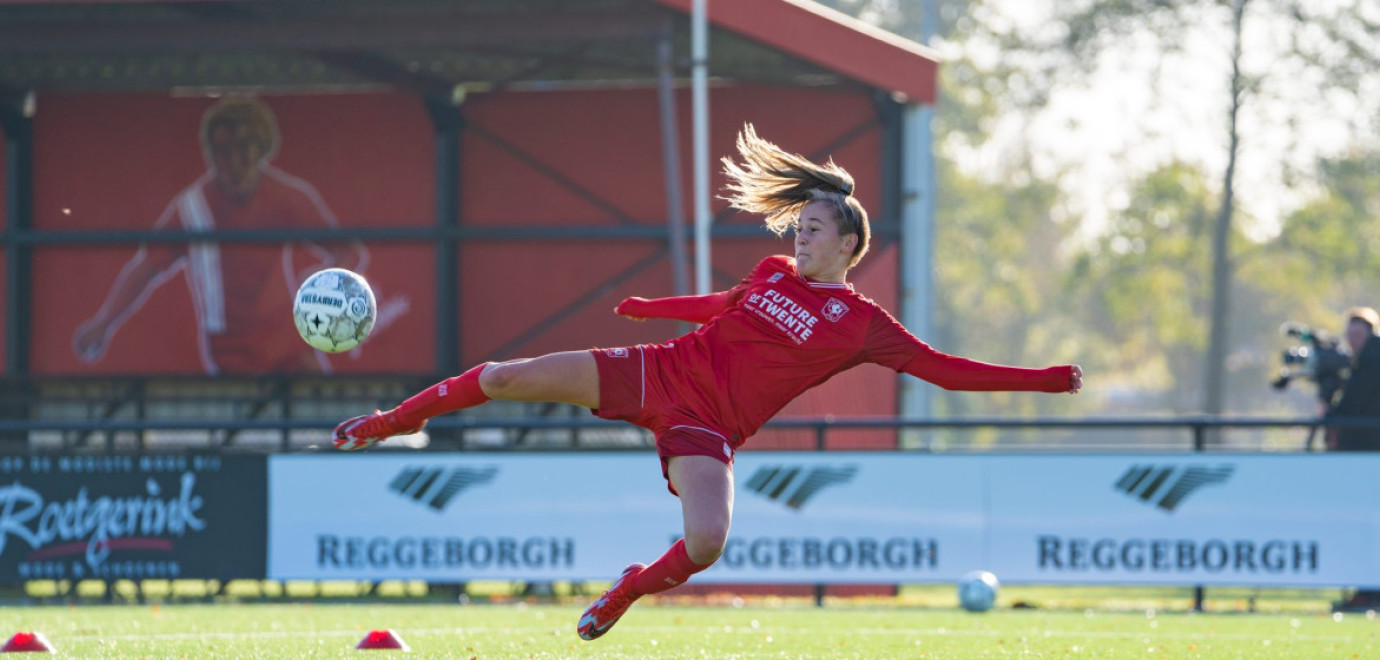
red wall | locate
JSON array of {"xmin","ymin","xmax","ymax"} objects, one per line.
[
  {"xmin": 23, "ymin": 85, "xmax": 900, "ymax": 435},
  {"xmin": 459, "ymin": 84, "xmax": 886, "ymax": 359},
  {"xmin": 458, "ymin": 85, "xmax": 897, "ymax": 443},
  {"xmin": 30, "ymin": 93, "xmax": 435, "ymax": 375}
]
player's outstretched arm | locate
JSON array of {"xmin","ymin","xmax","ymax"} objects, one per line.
[
  {"xmin": 867, "ymin": 309, "xmax": 1081, "ymax": 394},
  {"xmin": 615, "ymin": 292, "xmax": 734, "ymax": 324},
  {"xmin": 72, "ymin": 247, "xmax": 183, "ymax": 363},
  {"xmin": 902, "ymin": 348, "xmax": 1081, "ymax": 394}
]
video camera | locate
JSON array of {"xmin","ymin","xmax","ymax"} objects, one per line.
[{"xmin": 1270, "ymin": 322, "xmax": 1351, "ymax": 403}]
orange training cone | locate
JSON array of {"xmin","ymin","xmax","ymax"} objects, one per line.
[
  {"xmin": 2, "ymin": 632, "xmax": 54, "ymax": 653},
  {"xmin": 356, "ymin": 629, "xmax": 410, "ymax": 651}
]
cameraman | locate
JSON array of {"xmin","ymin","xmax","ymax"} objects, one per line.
[
  {"xmin": 1325, "ymin": 307, "xmax": 1380, "ymax": 611},
  {"xmin": 1326, "ymin": 306, "xmax": 1380, "ymax": 451}
]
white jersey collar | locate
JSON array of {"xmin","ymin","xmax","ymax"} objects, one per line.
[{"xmin": 789, "ymin": 260, "xmax": 854, "ymax": 290}]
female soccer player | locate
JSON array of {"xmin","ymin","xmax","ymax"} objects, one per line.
[{"xmin": 334, "ymin": 125, "xmax": 1083, "ymax": 641}]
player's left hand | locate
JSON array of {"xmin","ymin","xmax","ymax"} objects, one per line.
[
  {"xmin": 1068, "ymin": 365, "xmax": 1083, "ymax": 394},
  {"xmin": 615, "ymin": 297, "xmax": 649, "ymax": 322}
]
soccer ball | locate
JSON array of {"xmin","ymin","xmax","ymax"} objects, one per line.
[
  {"xmin": 292, "ymin": 268, "xmax": 376, "ymax": 353},
  {"xmin": 957, "ymin": 570, "xmax": 1000, "ymax": 612}
]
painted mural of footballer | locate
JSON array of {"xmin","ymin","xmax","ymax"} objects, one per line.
[{"xmin": 71, "ymin": 97, "xmax": 403, "ymax": 374}]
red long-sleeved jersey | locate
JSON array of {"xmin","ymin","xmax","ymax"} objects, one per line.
[{"xmin": 617, "ymin": 255, "xmax": 1073, "ymax": 447}]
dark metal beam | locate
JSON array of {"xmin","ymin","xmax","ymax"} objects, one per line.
[
  {"xmin": 170, "ymin": 0, "xmax": 458, "ymax": 98},
  {"xmin": 309, "ymin": 51, "xmax": 455, "ymax": 99},
  {"xmin": 656, "ymin": 19, "xmax": 690, "ymax": 299},
  {"xmin": 4, "ymin": 223, "xmax": 897, "ymax": 246},
  {"xmin": 425, "ymin": 95, "xmax": 464, "ymax": 374},
  {"xmin": 467, "ymin": 122, "xmax": 644, "ymax": 226},
  {"xmin": 0, "ymin": 93, "xmax": 30, "ymax": 447},
  {"xmin": 0, "ymin": 414, "xmax": 1344, "ymax": 435},
  {"xmin": 875, "ymin": 92, "xmax": 904, "ymax": 231},
  {"xmin": 875, "ymin": 94, "xmax": 905, "ymax": 437},
  {"xmin": 479, "ymin": 247, "xmax": 670, "ymax": 363},
  {"xmin": 1, "ymin": 96, "xmax": 33, "ymax": 378},
  {"xmin": 0, "ymin": 11, "xmax": 665, "ymax": 56}
]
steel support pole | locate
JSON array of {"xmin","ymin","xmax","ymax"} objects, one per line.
[
  {"xmin": 898, "ymin": 103, "xmax": 935, "ymax": 430},
  {"xmin": 425, "ymin": 93, "xmax": 464, "ymax": 375},
  {"xmin": 691, "ymin": 0, "xmax": 711, "ymax": 294},
  {"xmin": 898, "ymin": 0, "xmax": 939, "ymax": 444}
]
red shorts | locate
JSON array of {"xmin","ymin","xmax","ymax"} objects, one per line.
[{"xmin": 590, "ymin": 346, "xmax": 735, "ymax": 495}]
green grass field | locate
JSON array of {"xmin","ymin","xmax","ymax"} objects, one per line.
[{"xmin": 1, "ymin": 590, "xmax": 1376, "ymax": 659}]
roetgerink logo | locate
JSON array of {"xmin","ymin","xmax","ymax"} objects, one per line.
[
  {"xmin": 745, "ymin": 464, "xmax": 857, "ymax": 510},
  {"xmin": 389, "ymin": 465, "xmax": 497, "ymax": 511},
  {"xmin": 1113, "ymin": 464, "xmax": 1234, "ymax": 512}
]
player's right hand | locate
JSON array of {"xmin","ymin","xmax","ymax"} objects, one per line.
[
  {"xmin": 614, "ymin": 297, "xmax": 649, "ymax": 322},
  {"xmin": 72, "ymin": 318, "xmax": 111, "ymax": 363}
]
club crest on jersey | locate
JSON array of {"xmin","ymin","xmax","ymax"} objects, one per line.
[
  {"xmin": 822, "ymin": 298, "xmax": 850, "ymax": 322},
  {"xmin": 767, "ymin": 272, "xmax": 785, "ymax": 283},
  {"xmin": 605, "ymin": 348, "xmax": 629, "ymax": 358}
]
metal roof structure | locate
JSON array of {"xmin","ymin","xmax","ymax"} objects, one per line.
[{"xmin": 0, "ymin": 0, "xmax": 937, "ymax": 102}]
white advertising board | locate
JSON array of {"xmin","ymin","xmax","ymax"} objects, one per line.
[
  {"xmin": 268, "ymin": 452, "xmax": 1380, "ymax": 587},
  {"xmin": 269, "ymin": 453, "xmax": 677, "ymax": 581},
  {"xmin": 703, "ymin": 452, "xmax": 984, "ymax": 583},
  {"xmin": 267, "ymin": 452, "xmax": 982, "ymax": 583},
  {"xmin": 983, "ymin": 454, "xmax": 1380, "ymax": 587}
]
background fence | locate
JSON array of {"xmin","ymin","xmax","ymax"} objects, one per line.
[{"xmin": 4, "ymin": 418, "xmax": 1378, "ymax": 610}]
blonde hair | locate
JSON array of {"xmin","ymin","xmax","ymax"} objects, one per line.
[
  {"xmin": 1347, "ymin": 306, "xmax": 1380, "ymax": 333},
  {"xmin": 720, "ymin": 124, "xmax": 870, "ymax": 267}
]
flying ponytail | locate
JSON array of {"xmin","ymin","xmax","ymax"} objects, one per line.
[{"xmin": 720, "ymin": 124, "xmax": 870, "ymax": 266}]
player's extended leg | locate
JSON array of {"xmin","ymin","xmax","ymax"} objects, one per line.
[
  {"xmin": 578, "ymin": 455, "xmax": 732, "ymax": 640},
  {"xmin": 334, "ymin": 351, "xmax": 599, "ymax": 450},
  {"xmin": 478, "ymin": 351, "xmax": 600, "ymax": 408},
  {"xmin": 665, "ymin": 455, "xmax": 735, "ymax": 565}
]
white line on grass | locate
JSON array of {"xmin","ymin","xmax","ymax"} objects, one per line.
[{"xmin": 56, "ymin": 625, "xmax": 1359, "ymax": 645}]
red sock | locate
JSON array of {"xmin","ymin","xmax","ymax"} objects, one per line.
[
  {"xmin": 630, "ymin": 539, "xmax": 712, "ymax": 596},
  {"xmin": 390, "ymin": 363, "xmax": 491, "ymax": 429}
]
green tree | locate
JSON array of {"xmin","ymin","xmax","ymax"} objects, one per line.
[
  {"xmin": 1023, "ymin": 0, "xmax": 1380, "ymax": 422},
  {"xmin": 1064, "ymin": 152, "xmax": 1380, "ymax": 422},
  {"xmin": 931, "ymin": 157, "xmax": 1082, "ymax": 423},
  {"xmin": 1069, "ymin": 162, "xmax": 1219, "ymax": 412},
  {"xmin": 1245, "ymin": 152, "xmax": 1380, "ymax": 347}
]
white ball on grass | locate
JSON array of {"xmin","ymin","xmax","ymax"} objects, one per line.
[{"xmin": 958, "ymin": 570, "xmax": 1000, "ymax": 612}]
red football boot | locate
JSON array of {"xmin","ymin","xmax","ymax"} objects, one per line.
[
  {"xmin": 577, "ymin": 563, "xmax": 646, "ymax": 641},
  {"xmin": 332, "ymin": 410, "xmax": 425, "ymax": 451}
]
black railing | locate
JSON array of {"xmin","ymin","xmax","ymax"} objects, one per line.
[{"xmin": 3, "ymin": 415, "xmax": 1378, "ymax": 453}]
